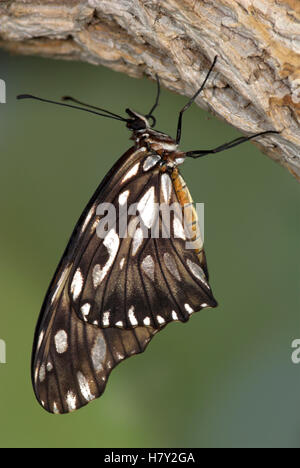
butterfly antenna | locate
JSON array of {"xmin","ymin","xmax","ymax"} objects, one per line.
[
  {"xmin": 17, "ymin": 94, "xmax": 128, "ymax": 122},
  {"xmin": 62, "ymin": 96, "xmax": 126, "ymax": 121}
]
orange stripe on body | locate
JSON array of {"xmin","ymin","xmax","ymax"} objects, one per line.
[{"xmin": 171, "ymin": 168, "xmax": 204, "ymax": 256}]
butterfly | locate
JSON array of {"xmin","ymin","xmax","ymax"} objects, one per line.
[{"xmin": 18, "ymin": 56, "xmax": 277, "ymax": 414}]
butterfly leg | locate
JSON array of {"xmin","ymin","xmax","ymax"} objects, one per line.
[
  {"xmin": 185, "ymin": 131, "xmax": 279, "ymax": 159},
  {"xmin": 146, "ymin": 74, "xmax": 161, "ymax": 122},
  {"xmin": 176, "ymin": 56, "xmax": 218, "ymax": 145}
]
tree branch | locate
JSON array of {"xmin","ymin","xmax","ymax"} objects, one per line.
[{"xmin": 0, "ymin": 0, "xmax": 299, "ymax": 180}]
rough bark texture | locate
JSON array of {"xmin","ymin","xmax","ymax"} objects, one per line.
[{"xmin": 0, "ymin": 0, "xmax": 299, "ymax": 180}]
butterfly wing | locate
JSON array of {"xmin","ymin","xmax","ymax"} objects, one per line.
[{"xmin": 32, "ymin": 146, "xmax": 217, "ymax": 413}]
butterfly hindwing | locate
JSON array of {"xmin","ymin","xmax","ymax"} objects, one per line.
[{"xmin": 33, "ymin": 260, "xmax": 158, "ymax": 414}]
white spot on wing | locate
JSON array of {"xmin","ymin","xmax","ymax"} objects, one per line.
[
  {"xmin": 103, "ymin": 228, "xmax": 120, "ymax": 273},
  {"xmin": 175, "ymin": 157, "xmax": 185, "ymax": 165},
  {"xmin": 141, "ymin": 255, "xmax": 155, "ymax": 281},
  {"xmin": 92, "ymin": 264, "xmax": 101, "ymax": 289},
  {"xmin": 77, "ymin": 371, "xmax": 95, "ymax": 402},
  {"xmin": 120, "ymin": 258, "xmax": 125, "ymax": 270},
  {"xmin": 119, "ymin": 190, "xmax": 129, "ymax": 206},
  {"xmin": 184, "ymin": 303, "xmax": 194, "ymax": 314},
  {"xmin": 92, "ymin": 229, "xmax": 120, "ymax": 288},
  {"xmin": 39, "ymin": 364, "xmax": 46, "ymax": 382},
  {"xmin": 91, "ymin": 334, "xmax": 107, "ymax": 372},
  {"xmin": 115, "ymin": 321, "xmax": 124, "ymax": 328},
  {"xmin": 128, "ymin": 305, "xmax": 138, "ymax": 326},
  {"xmin": 143, "ymin": 316, "xmax": 151, "ymax": 326},
  {"xmin": 53, "ymin": 402, "xmax": 60, "ymax": 414},
  {"xmin": 157, "ymin": 315, "xmax": 165, "ymax": 325},
  {"xmin": 102, "ymin": 310, "xmax": 110, "ymax": 327},
  {"xmin": 187, "ymin": 259, "xmax": 209, "ymax": 288},
  {"xmin": 201, "ymin": 303, "xmax": 209, "ymax": 308},
  {"xmin": 161, "ymin": 173, "xmax": 172, "ymax": 203},
  {"xmin": 37, "ymin": 331, "xmax": 44, "ymax": 349},
  {"xmin": 122, "ymin": 162, "xmax": 140, "ymax": 183},
  {"xmin": 143, "ymin": 154, "xmax": 161, "ymax": 171},
  {"xmin": 54, "ymin": 330, "xmax": 68, "ymax": 354},
  {"xmin": 47, "ymin": 362, "xmax": 53, "ymax": 372},
  {"xmin": 66, "ymin": 391, "xmax": 77, "ymax": 412},
  {"xmin": 81, "ymin": 303, "xmax": 91, "ymax": 320},
  {"xmin": 163, "ymin": 252, "xmax": 180, "ymax": 281},
  {"xmin": 70, "ymin": 268, "xmax": 83, "ymax": 301},
  {"xmin": 137, "ymin": 186, "xmax": 157, "ymax": 229},
  {"xmin": 132, "ymin": 227, "xmax": 144, "ymax": 255},
  {"xmin": 172, "ymin": 310, "xmax": 179, "ymax": 321}
]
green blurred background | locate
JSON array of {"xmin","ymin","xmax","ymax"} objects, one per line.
[{"xmin": 0, "ymin": 49, "xmax": 299, "ymax": 448}]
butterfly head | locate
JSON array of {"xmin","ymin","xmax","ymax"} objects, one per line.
[{"xmin": 125, "ymin": 109, "xmax": 155, "ymax": 132}]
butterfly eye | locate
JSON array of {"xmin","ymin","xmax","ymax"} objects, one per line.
[{"xmin": 128, "ymin": 119, "xmax": 147, "ymax": 131}]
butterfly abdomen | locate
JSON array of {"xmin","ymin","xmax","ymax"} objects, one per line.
[{"xmin": 171, "ymin": 168, "xmax": 203, "ymax": 256}]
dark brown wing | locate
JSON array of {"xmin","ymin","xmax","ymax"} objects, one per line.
[{"xmin": 32, "ymin": 146, "xmax": 217, "ymax": 413}]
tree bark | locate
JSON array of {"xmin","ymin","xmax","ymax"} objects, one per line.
[{"xmin": 0, "ymin": 0, "xmax": 299, "ymax": 181}]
